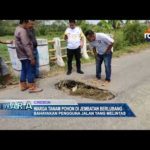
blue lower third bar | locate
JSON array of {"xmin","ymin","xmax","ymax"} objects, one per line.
[{"xmin": 0, "ymin": 100, "xmax": 136, "ymax": 118}]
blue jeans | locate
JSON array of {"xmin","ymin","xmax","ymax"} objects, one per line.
[
  {"xmin": 96, "ymin": 52, "xmax": 112, "ymax": 81},
  {"xmin": 20, "ymin": 59, "xmax": 34, "ymax": 83},
  {"xmin": 32, "ymin": 48, "xmax": 40, "ymax": 78}
]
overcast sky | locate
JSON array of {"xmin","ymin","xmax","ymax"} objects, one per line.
[
  {"xmin": 42, "ymin": 20, "xmax": 100, "ymax": 25},
  {"xmin": 42, "ymin": 20, "xmax": 147, "ymax": 25},
  {"xmin": 86, "ymin": 20, "xmax": 100, "ymax": 24}
]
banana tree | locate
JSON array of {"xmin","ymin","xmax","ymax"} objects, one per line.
[
  {"xmin": 97, "ymin": 20, "xmax": 112, "ymax": 32},
  {"xmin": 108, "ymin": 20, "xmax": 123, "ymax": 29}
]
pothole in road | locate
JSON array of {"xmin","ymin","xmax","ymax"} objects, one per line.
[{"xmin": 55, "ymin": 80, "xmax": 115, "ymax": 101}]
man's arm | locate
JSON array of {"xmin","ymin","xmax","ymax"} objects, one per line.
[
  {"xmin": 64, "ymin": 35, "xmax": 68, "ymax": 40},
  {"xmin": 105, "ymin": 42, "xmax": 114, "ymax": 53},
  {"xmin": 93, "ymin": 47, "xmax": 97, "ymax": 54},
  {"xmin": 93, "ymin": 47, "xmax": 97, "ymax": 60},
  {"xmin": 64, "ymin": 28, "xmax": 68, "ymax": 41},
  {"xmin": 88, "ymin": 43, "xmax": 97, "ymax": 56},
  {"xmin": 102, "ymin": 35, "xmax": 114, "ymax": 53}
]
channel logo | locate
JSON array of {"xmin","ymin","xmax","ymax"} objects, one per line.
[{"xmin": 144, "ymin": 29, "xmax": 150, "ymax": 41}]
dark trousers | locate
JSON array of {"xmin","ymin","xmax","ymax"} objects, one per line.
[
  {"xmin": 67, "ymin": 47, "xmax": 81, "ymax": 72},
  {"xmin": 32, "ymin": 48, "xmax": 40, "ymax": 78}
]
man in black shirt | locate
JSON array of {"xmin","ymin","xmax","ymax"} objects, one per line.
[{"xmin": 27, "ymin": 20, "xmax": 40, "ymax": 78}]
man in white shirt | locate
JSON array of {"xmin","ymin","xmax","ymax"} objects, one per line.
[
  {"xmin": 64, "ymin": 20, "xmax": 84, "ymax": 75},
  {"xmin": 85, "ymin": 30, "xmax": 114, "ymax": 84}
]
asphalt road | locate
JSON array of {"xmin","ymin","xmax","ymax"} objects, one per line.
[{"xmin": 0, "ymin": 48, "xmax": 150, "ymax": 130}]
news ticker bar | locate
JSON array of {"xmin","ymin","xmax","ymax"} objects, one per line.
[{"xmin": 0, "ymin": 99, "xmax": 135, "ymax": 118}]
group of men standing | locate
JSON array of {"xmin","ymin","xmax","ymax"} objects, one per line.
[{"xmin": 2, "ymin": 20, "xmax": 114, "ymax": 93}]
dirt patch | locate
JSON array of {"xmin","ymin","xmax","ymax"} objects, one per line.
[{"xmin": 55, "ymin": 80, "xmax": 115, "ymax": 101}]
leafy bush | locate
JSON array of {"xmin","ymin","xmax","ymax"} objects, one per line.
[
  {"xmin": 123, "ymin": 22, "xmax": 147, "ymax": 45},
  {"xmin": 35, "ymin": 25, "xmax": 48, "ymax": 36},
  {"xmin": 113, "ymin": 30, "xmax": 128, "ymax": 51},
  {"xmin": 0, "ymin": 20, "xmax": 17, "ymax": 36}
]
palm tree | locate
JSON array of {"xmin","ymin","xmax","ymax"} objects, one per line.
[{"xmin": 125, "ymin": 20, "xmax": 140, "ymax": 24}]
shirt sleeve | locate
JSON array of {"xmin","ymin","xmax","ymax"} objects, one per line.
[
  {"xmin": 102, "ymin": 35, "xmax": 114, "ymax": 45},
  {"xmin": 97, "ymin": 33, "xmax": 114, "ymax": 45}
]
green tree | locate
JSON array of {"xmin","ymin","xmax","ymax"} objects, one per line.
[
  {"xmin": 97, "ymin": 20, "xmax": 112, "ymax": 32},
  {"xmin": 123, "ymin": 22, "xmax": 147, "ymax": 45},
  {"xmin": 108, "ymin": 20, "xmax": 123, "ymax": 29},
  {"xmin": 76, "ymin": 20, "xmax": 92, "ymax": 33}
]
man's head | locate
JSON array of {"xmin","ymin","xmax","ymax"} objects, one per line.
[
  {"xmin": 27, "ymin": 20, "xmax": 35, "ymax": 29},
  {"xmin": 69, "ymin": 20, "xmax": 76, "ymax": 29},
  {"xmin": 19, "ymin": 20, "xmax": 35, "ymax": 29},
  {"xmin": 19, "ymin": 20, "xmax": 28, "ymax": 29},
  {"xmin": 85, "ymin": 30, "xmax": 96, "ymax": 42}
]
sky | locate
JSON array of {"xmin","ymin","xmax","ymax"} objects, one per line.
[
  {"xmin": 42, "ymin": 20, "xmax": 100, "ymax": 25},
  {"xmin": 86, "ymin": 20, "xmax": 100, "ymax": 24},
  {"xmin": 41, "ymin": 20, "xmax": 148, "ymax": 25}
]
